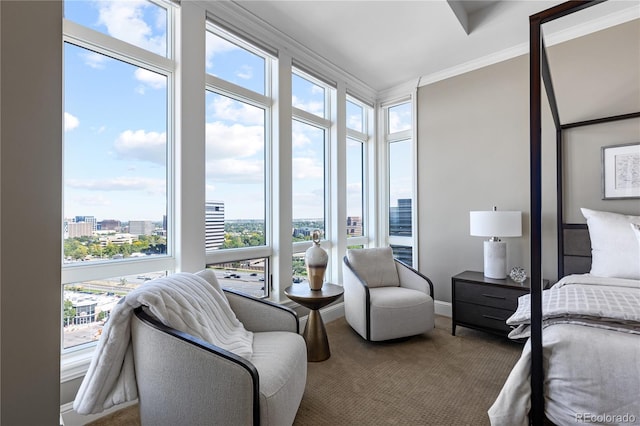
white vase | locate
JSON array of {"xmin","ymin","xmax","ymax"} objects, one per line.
[{"xmin": 305, "ymin": 231, "xmax": 328, "ymax": 290}]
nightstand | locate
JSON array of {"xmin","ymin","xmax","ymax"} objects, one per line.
[{"xmin": 451, "ymin": 270, "xmax": 549, "ymax": 338}]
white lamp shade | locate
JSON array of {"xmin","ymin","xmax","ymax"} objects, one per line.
[{"xmin": 470, "ymin": 211, "xmax": 522, "ymax": 238}]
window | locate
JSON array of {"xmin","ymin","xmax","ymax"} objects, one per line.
[
  {"xmin": 204, "ymin": 92, "xmax": 267, "ymax": 250},
  {"xmin": 384, "ymin": 101, "xmax": 414, "ymax": 265},
  {"xmin": 205, "ymin": 30, "xmax": 266, "ymax": 95},
  {"xmin": 292, "ymin": 119, "xmax": 326, "ymax": 239},
  {"xmin": 62, "ymin": 0, "xmax": 175, "ymax": 350},
  {"xmin": 346, "ymin": 97, "xmax": 370, "ymax": 241},
  {"xmin": 291, "ymin": 69, "xmax": 333, "ymax": 285},
  {"xmin": 205, "ymin": 259, "xmax": 268, "ymax": 298},
  {"xmin": 205, "ymin": 23, "xmax": 271, "ymax": 297}
]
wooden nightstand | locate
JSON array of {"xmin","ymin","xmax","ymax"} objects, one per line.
[{"xmin": 451, "ymin": 270, "xmax": 549, "ymax": 338}]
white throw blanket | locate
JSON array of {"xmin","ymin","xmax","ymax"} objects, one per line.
[
  {"xmin": 507, "ymin": 284, "xmax": 640, "ymax": 339},
  {"xmin": 73, "ymin": 272, "xmax": 254, "ymax": 415}
]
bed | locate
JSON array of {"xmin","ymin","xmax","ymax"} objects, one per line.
[
  {"xmin": 488, "ymin": 209, "xmax": 640, "ymax": 425},
  {"xmin": 489, "ymin": 1, "xmax": 640, "ymax": 424}
]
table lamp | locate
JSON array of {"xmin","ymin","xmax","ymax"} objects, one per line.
[{"xmin": 470, "ymin": 207, "xmax": 522, "ymax": 279}]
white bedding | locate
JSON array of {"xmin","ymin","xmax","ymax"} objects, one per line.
[{"xmin": 488, "ymin": 274, "xmax": 640, "ymax": 426}]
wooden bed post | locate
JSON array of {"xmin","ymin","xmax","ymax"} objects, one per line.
[
  {"xmin": 529, "ymin": 1, "xmax": 611, "ymax": 423},
  {"xmin": 528, "ymin": 13, "xmax": 545, "ymax": 424}
]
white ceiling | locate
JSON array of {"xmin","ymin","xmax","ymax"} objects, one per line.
[{"xmin": 233, "ymin": 0, "xmax": 639, "ymax": 93}]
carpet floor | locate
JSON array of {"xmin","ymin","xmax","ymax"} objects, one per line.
[{"xmin": 88, "ymin": 315, "xmax": 523, "ymax": 425}]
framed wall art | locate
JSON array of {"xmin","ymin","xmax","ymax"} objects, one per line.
[{"xmin": 601, "ymin": 142, "xmax": 640, "ymax": 199}]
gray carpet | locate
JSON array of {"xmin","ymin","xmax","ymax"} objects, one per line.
[{"xmin": 89, "ymin": 315, "xmax": 523, "ymax": 425}]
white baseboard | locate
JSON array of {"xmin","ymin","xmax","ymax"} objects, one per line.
[
  {"xmin": 60, "ymin": 400, "xmax": 138, "ymax": 426},
  {"xmin": 435, "ymin": 300, "xmax": 452, "ymax": 318}
]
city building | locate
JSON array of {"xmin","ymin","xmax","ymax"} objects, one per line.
[
  {"xmin": 347, "ymin": 216, "xmax": 362, "ymax": 237},
  {"xmin": 128, "ymin": 220, "xmax": 155, "ymax": 236},
  {"xmin": 64, "ymin": 220, "xmax": 93, "ymax": 239},
  {"xmin": 389, "ymin": 199, "xmax": 412, "ymax": 237},
  {"xmin": 205, "ymin": 201, "xmax": 225, "ymax": 250},
  {"xmin": 99, "ymin": 220, "xmax": 121, "ymax": 231}
]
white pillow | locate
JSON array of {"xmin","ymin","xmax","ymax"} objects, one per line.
[
  {"xmin": 346, "ymin": 247, "xmax": 400, "ymax": 288},
  {"xmin": 195, "ymin": 268, "xmax": 225, "ymax": 295},
  {"xmin": 581, "ymin": 208, "xmax": 640, "ymax": 280}
]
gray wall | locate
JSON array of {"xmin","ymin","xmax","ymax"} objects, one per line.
[
  {"xmin": 417, "ymin": 19, "xmax": 639, "ymax": 303},
  {"xmin": 1, "ymin": 1, "xmax": 63, "ymax": 424}
]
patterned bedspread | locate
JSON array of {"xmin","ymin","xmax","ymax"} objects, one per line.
[
  {"xmin": 488, "ymin": 274, "xmax": 640, "ymax": 426},
  {"xmin": 507, "ymin": 285, "xmax": 640, "ymax": 339}
]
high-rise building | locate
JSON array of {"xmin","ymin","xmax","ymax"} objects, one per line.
[
  {"xmin": 206, "ymin": 201, "xmax": 225, "ymax": 250},
  {"xmin": 75, "ymin": 215, "xmax": 97, "ymax": 232},
  {"xmin": 389, "ymin": 198, "xmax": 412, "ymax": 236},
  {"xmin": 347, "ymin": 216, "xmax": 362, "ymax": 237},
  {"xmin": 99, "ymin": 219, "xmax": 121, "ymax": 231},
  {"xmin": 129, "ymin": 220, "xmax": 155, "ymax": 236},
  {"xmin": 64, "ymin": 220, "xmax": 93, "ymax": 239}
]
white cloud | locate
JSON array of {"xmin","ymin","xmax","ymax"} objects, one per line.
[
  {"xmin": 292, "ymin": 157, "xmax": 323, "ymax": 180},
  {"xmin": 66, "ymin": 176, "xmax": 165, "ymax": 195},
  {"xmin": 81, "ymin": 51, "xmax": 109, "ymax": 69},
  {"xmin": 134, "ymin": 68, "xmax": 166, "ymax": 90},
  {"xmin": 65, "ymin": 112, "xmax": 80, "ymax": 132},
  {"xmin": 206, "ymin": 158, "xmax": 264, "ymax": 184},
  {"xmin": 208, "ymin": 95, "xmax": 264, "ymax": 126},
  {"xmin": 114, "ymin": 129, "xmax": 166, "ymax": 165},
  {"xmin": 292, "ymin": 95, "xmax": 324, "ymax": 117},
  {"xmin": 97, "ymin": 0, "xmax": 165, "ymax": 56},
  {"xmin": 205, "ymin": 121, "xmax": 264, "ymax": 159},
  {"xmin": 388, "ymin": 109, "xmax": 411, "ymax": 133},
  {"xmin": 205, "ymin": 31, "xmax": 239, "ymax": 70},
  {"xmin": 292, "ymin": 129, "xmax": 312, "ymax": 148},
  {"xmin": 237, "ymin": 65, "xmax": 253, "ymax": 80}
]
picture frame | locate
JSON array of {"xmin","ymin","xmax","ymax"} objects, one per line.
[{"xmin": 601, "ymin": 142, "xmax": 640, "ymax": 199}]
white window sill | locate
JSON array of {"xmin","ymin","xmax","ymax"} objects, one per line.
[{"xmin": 61, "ymin": 345, "xmax": 96, "ymax": 383}]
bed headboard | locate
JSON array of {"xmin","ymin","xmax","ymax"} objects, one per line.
[{"xmin": 560, "ymin": 223, "xmax": 591, "ymax": 277}]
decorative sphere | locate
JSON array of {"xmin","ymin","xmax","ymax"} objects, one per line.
[{"xmin": 509, "ymin": 267, "xmax": 527, "ymax": 283}]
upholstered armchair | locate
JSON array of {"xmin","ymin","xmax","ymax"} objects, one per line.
[
  {"xmin": 342, "ymin": 247, "xmax": 435, "ymax": 341},
  {"xmin": 130, "ymin": 270, "xmax": 307, "ymax": 426}
]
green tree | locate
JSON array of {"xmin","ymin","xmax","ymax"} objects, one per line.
[{"xmin": 63, "ymin": 299, "xmax": 76, "ymax": 327}]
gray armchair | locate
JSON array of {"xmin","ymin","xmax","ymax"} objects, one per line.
[
  {"xmin": 342, "ymin": 247, "xmax": 435, "ymax": 341},
  {"xmin": 130, "ymin": 272, "xmax": 307, "ymax": 426}
]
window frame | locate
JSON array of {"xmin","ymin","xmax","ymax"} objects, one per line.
[
  {"xmin": 380, "ymin": 98, "xmax": 417, "ymax": 265},
  {"xmin": 61, "ymin": 0, "xmax": 177, "ymax": 376},
  {"xmin": 345, "ymin": 96, "xmax": 372, "ymax": 248},
  {"xmin": 204, "ymin": 21, "xmax": 275, "ymax": 296},
  {"xmin": 291, "ymin": 68, "xmax": 334, "ymax": 257}
]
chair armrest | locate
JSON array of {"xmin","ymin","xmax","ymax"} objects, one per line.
[
  {"xmin": 395, "ymin": 259, "xmax": 434, "ymax": 298},
  {"xmin": 342, "ymin": 256, "xmax": 371, "ymax": 339},
  {"xmin": 132, "ymin": 307, "xmax": 259, "ymax": 425},
  {"xmin": 223, "ymin": 289, "xmax": 299, "ymax": 333}
]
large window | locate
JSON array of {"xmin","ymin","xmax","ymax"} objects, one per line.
[
  {"xmin": 385, "ymin": 101, "xmax": 414, "ymax": 265},
  {"xmin": 346, "ymin": 98, "xmax": 370, "ymax": 242},
  {"xmin": 291, "ymin": 69, "xmax": 333, "ymax": 285},
  {"xmin": 291, "ymin": 70, "xmax": 330, "ymax": 238},
  {"xmin": 205, "ymin": 24, "xmax": 271, "ymax": 297},
  {"xmin": 62, "ymin": 0, "xmax": 175, "ymax": 350}
]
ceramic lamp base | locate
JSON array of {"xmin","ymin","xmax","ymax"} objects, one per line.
[{"xmin": 483, "ymin": 240, "xmax": 507, "ymax": 279}]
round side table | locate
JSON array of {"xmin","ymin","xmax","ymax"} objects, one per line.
[{"xmin": 284, "ymin": 283, "xmax": 344, "ymax": 362}]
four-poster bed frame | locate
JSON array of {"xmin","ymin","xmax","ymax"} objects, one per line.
[{"xmin": 529, "ymin": 1, "xmax": 640, "ymax": 422}]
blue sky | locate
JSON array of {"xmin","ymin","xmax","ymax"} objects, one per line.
[{"xmin": 64, "ymin": 0, "xmax": 410, "ymax": 223}]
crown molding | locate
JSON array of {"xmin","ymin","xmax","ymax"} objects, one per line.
[{"xmin": 415, "ymin": 5, "xmax": 639, "ymax": 89}]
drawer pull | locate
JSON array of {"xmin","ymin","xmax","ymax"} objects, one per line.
[
  {"xmin": 481, "ymin": 293, "xmax": 506, "ymax": 300},
  {"xmin": 482, "ymin": 314, "xmax": 507, "ymax": 321}
]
